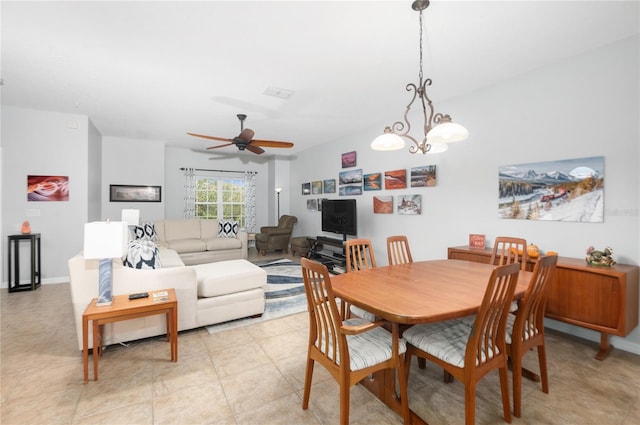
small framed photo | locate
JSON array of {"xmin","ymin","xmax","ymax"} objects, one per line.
[
  {"xmin": 323, "ymin": 179, "xmax": 336, "ymax": 193},
  {"xmin": 341, "ymin": 151, "xmax": 357, "ymax": 168},
  {"xmin": 110, "ymin": 185, "xmax": 161, "ymax": 202},
  {"xmin": 364, "ymin": 173, "xmax": 382, "ymax": 191},
  {"xmin": 411, "ymin": 165, "xmax": 437, "ymax": 187},
  {"xmin": 385, "ymin": 169, "xmax": 407, "ymax": 189},
  {"xmin": 397, "ymin": 194, "xmax": 422, "ymax": 215},
  {"xmin": 373, "ymin": 196, "xmax": 393, "ymax": 214},
  {"xmin": 302, "ymin": 182, "xmax": 311, "ymax": 195},
  {"xmin": 312, "ymin": 181, "xmax": 322, "ymax": 194}
]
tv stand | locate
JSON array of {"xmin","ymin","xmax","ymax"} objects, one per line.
[{"xmin": 308, "ymin": 236, "xmax": 346, "ymax": 274}]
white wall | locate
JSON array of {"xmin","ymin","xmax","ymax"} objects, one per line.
[
  {"xmin": 290, "ymin": 36, "xmax": 640, "ymax": 353},
  {"xmin": 102, "ymin": 137, "xmax": 165, "ymax": 222},
  {"xmin": 1, "ymin": 107, "xmax": 92, "ymax": 280}
]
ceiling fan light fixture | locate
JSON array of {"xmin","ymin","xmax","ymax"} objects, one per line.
[{"xmin": 371, "ymin": 127, "xmax": 406, "ymax": 151}]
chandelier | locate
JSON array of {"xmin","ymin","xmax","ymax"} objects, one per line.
[{"xmin": 371, "ymin": 0, "xmax": 468, "ymax": 154}]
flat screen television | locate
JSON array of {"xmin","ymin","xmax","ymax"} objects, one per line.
[{"xmin": 321, "ymin": 199, "xmax": 357, "ymax": 239}]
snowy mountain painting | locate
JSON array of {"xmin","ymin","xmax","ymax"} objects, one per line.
[{"xmin": 498, "ymin": 156, "xmax": 604, "ymax": 222}]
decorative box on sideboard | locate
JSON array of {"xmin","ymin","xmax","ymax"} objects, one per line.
[{"xmin": 447, "ymin": 245, "xmax": 639, "ymax": 360}]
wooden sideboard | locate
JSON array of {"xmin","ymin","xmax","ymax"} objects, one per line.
[{"xmin": 448, "ymin": 246, "xmax": 639, "ymax": 360}]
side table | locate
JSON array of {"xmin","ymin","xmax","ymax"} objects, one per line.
[
  {"xmin": 7, "ymin": 233, "xmax": 41, "ymax": 292},
  {"xmin": 82, "ymin": 288, "xmax": 178, "ymax": 383}
]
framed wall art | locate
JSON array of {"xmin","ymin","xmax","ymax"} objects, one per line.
[
  {"xmin": 364, "ymin": 173, "xmax": 382, "ymax": 191},
  {"xmin": 109, "ymin": 185, "xmax": 161, "ymax": 202},
  {"xmin": 312, "ymin": 181, "xmax": 322, "ymax": 194},
  {"xmin": 339, "ymin": 169, "xmax": 362, "ymax": 185},
  {"xmin": 498, "ymin": 156, "xmax": 604, "ymax": 222},
  {"xmin": 410, "ymin": 165, "xmax": 437, "ymax": 187},
  {"xmin": 28, "ymin": 175, "xmax": 69, "ymax": 201},
  {"xmin": 384, "ymin": 169, "xmax": 407, "ymax": 189},
  {"xmin": 397, "ymin": 195, "xmax": 422, "ymax": 215},
  {"xmin": 302, "ymin": 182, "xmax": 311, "ymax": 195},
  {"xmin": 323, "ymin": 179, "xmax": 336, "ymax": 193},
  {"xmin": 373, "ymin": 196, "xmax": 393, "ymax": 214},
  {"xmin": 341, "ymin": 151, "xmax": 357, "ymax": 168}
]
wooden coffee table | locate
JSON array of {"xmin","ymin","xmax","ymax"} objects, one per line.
[{"xmin": 82, "ymin": 288, "xmax": 178, "ymax": 383}]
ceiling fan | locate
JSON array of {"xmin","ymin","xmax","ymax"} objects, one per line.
[{"xmin": 187, "ymin": 114, "xmax": 294, "ymax": 155}]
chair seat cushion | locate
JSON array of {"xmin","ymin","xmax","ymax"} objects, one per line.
[
  {"xmin": 344, "ymin": 318, "xmax": 407, "ymax": 371},
  {"xmin": 403, "ymin": 320, "xmax": 472, "ymax": 368},
  {"xmin": 505, "ymin": 314, "xmax": 537, "ymax": 344},
  {"xmin": 350, "ymin": 305, "xmax": 376, "ymax": 323}
]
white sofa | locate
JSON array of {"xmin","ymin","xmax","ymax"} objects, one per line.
[
  {"xmin": 153, "ymin": 218, "xmax": 248, "ymax": 266},
  {"xmin": 68, "ymin": 248, "xmax": 266, "ymax": 351}
]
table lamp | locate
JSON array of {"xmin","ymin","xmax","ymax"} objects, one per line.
[
  {"xmin": 121, "ymin": 209, "xmax": 140, "ymax": 227},
  {"xmin": 83, "ymin": 221, "xmax": 128, "ymax": 306}
]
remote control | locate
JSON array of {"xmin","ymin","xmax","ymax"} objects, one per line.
[{"xmin": 128, "ymin": 292, "xmax": 149, "ymax": 300}]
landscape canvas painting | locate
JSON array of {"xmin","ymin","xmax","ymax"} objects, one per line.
[
  {"xmin": 397, "ymin": 195, "xmax": 422, "ymax": 215},
  {"xmin": 411, "ymin": 165, "xmax": 437, "ymax": 187},
  {"xmin": 373, "ymin": 196, "xmax": 393, "ymax": 214},
  {"xmin": 364, "ymin": 173, "xmax": 382, "ymax": 191},
  {"xmin": 323, "ymin": 179, "xmax": 336, "ymax": 193},
  {"xmin": 498, "ymin": 156, "xmax": 604, "ymax": 222},
  {"xmin": 339, "ymin": 169, "xmax": 362, "ymax": 185},
  {"xmin": 384, "ymin": 169, "xmax": 406, "ymax": 189}
]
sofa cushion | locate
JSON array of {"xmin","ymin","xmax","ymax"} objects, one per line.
[
  {"xmin": 158, "ymin": 248, "xmax": 185, "ymax": 268},
  {"xmin": 133, "ymin": 222, "xmax": 158, "ymax": 241},
  {"xmin": 218, "ymin": 220, "xmax": 239, "ymax": 238},
  {"xmin": 167, "ymin": 238, "xmax": 207, "ymax": 254},
  {"xmin": 200, "ymin": 219, "xmax": 218, "ymax": 239},
  {"xmin": 164, "ymin": 218, "xmax": 201, "ymax": 240},
  {"xmin": 204, "ymin": 237, "xmax": 242, "ymax": 250},
  {"xmin": 191, "ymin": 259, "xmax": 267, "ymax": 298},
  {"xmin": 123, "ymin": 240, "xmax": 161, "ymax": 269}
]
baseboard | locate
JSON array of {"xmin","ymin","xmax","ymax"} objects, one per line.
[
  {"xmin": 545, "ymin": 318, "xmax": 640, "ymax": 356},
  {"xmin": 0, "ymin": 276, "xmax": 69, "ymax": 289}
]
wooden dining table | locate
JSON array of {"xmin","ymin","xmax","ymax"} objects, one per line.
[{"xmin": 330, "ymin": 259, "xmax": 532, "ymax": 425}]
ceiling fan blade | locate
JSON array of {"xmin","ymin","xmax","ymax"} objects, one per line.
[
  {"xmin": 251, "ymin": 139, "xmax": 294, "ymax": 148},
  {"xmin": 207, "ymin": 142, "xmax": 234, "ymax": 150},
  {"xmin": 237, "ymin": 128, "xmax": 255, "ymax": 143},
  {"xmin": 245, "ymin": 144, "xmax": 265, "ymax": 155},
  {"xmin": 187, "ymin": 132, "xmax": 232, "ymax": 143}
]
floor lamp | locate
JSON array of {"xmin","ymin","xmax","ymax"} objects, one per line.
[{"xmin": 275, "ymin": 188, "xmax": 282, "ymax": 219}]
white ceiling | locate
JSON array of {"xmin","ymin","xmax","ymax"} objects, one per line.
[{"xmin": 2, "ymin": 1, "xmax": 638, "ymax": 157}]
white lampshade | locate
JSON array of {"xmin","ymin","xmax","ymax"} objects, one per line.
[
  {"xmin": 121, "ymin": 209, "xmax": 140, "ymax": 227},
  {"xmin": 426, "ymin": 143, "xmax": 449, "ymax": 154},
  {"xmin": 83, "ymin": 221, "xmax": 129, "ymax": 259},
  {"xmin": 371, "ymin": 128, "xmax": 406, "ymax": 151},
  {"xmin": 427, "ymin": 121, "xmax": 469, "ymax": 144}
]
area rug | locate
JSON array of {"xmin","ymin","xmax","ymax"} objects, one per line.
[{"xmin": 206, "ymin": 259, "xmax": 307, "ymax": 334}]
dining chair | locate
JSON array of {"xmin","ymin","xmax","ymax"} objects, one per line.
[
  {"xmin": 491, "ymin": 236, "xmax": 528, "ymax": 313},
  {"xmin": 491, "ymin": 236, "xmax": 528, "ymax": 271},
  {"xmin": 343, "ymin": 238, "xmax": 378, "ymax": 321},
  {"xmin": 507, "ymin": 254, "xmax": 557, "ymax": 418},
  {"xmin": 386, "ymin": 235, "xmax": 413, "ymax": 265},
  {"xmin": 403, "ymin": 262, "xmax": 521, "ymax": 425},
  {"xmin": 300, "ymin": 258, "xmax": 410, "ymax": 425}
]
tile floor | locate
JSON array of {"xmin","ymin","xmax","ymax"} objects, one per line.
[{"xmin": 1, "ymin": 250, "xmax": 639, "ymax": 424}]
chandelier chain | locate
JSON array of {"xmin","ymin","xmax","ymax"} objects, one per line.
[{"xmin": 418, "ymin": 9, "xmax": 424, "ymax": 82}]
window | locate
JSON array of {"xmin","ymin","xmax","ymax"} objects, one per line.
[{"xmin": 194, "ymin": 176, "xmax": 246, "ymax": 228}]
